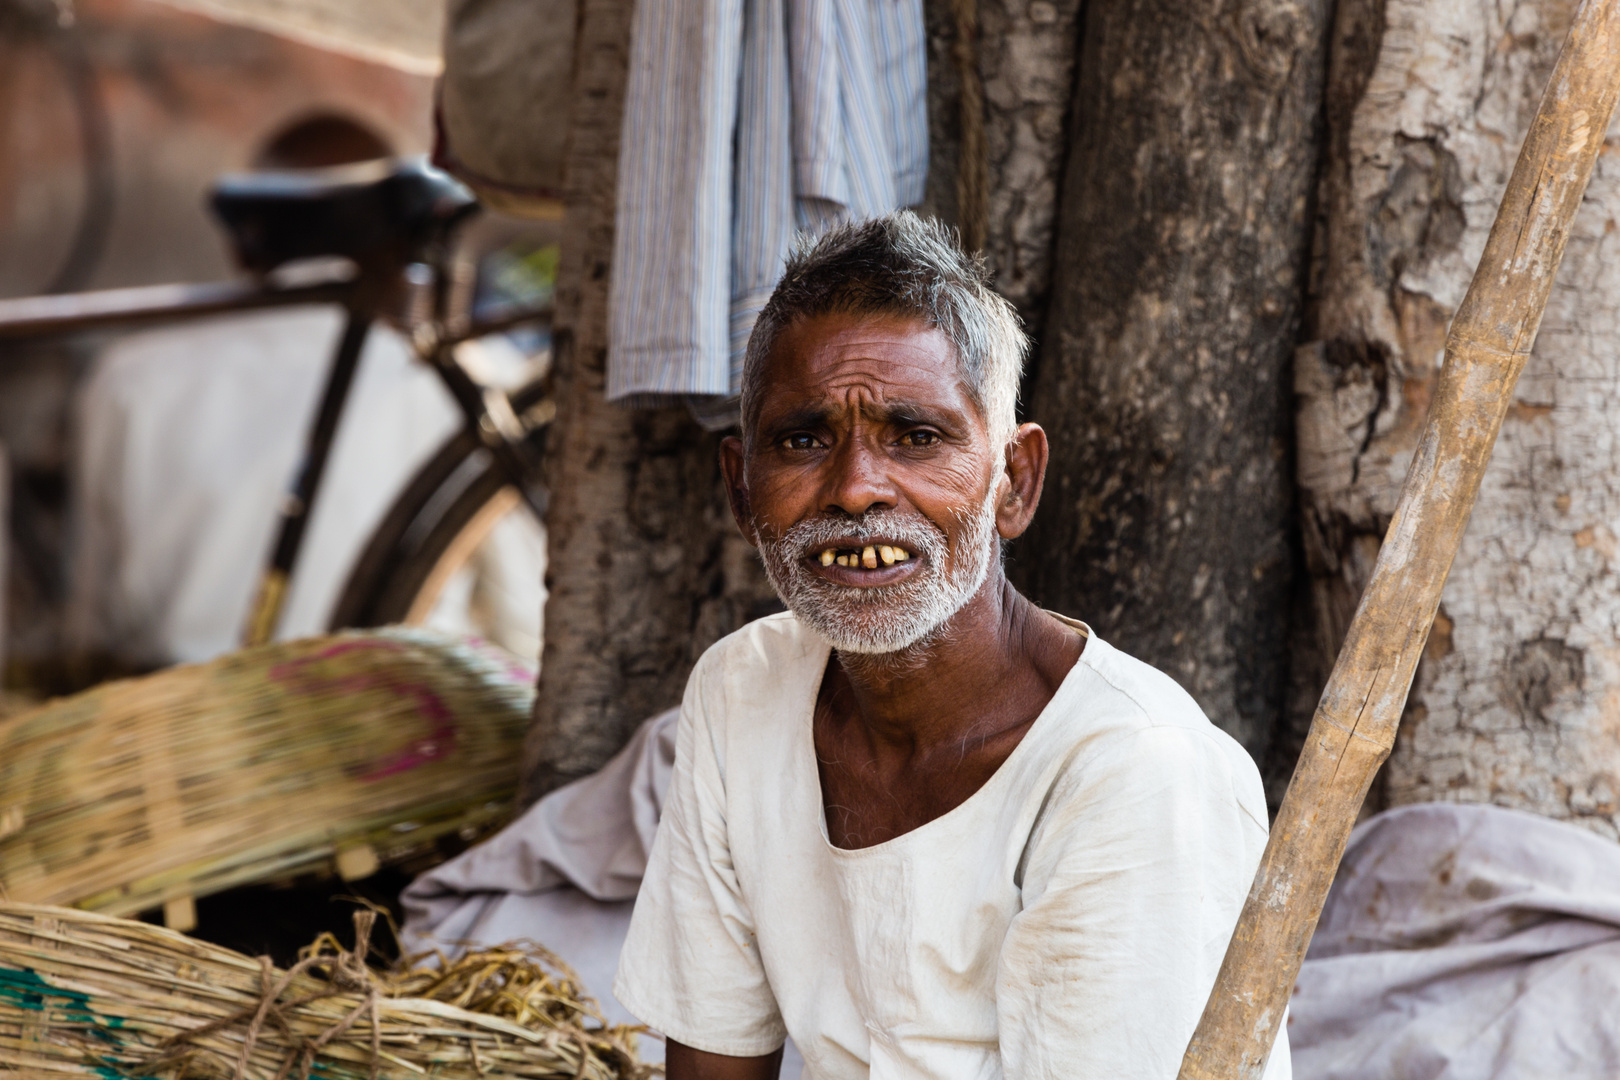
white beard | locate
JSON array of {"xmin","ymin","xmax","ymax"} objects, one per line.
[{"xmin": 755, "ymin": 481, "xmax": 1001, "ymax": 655}]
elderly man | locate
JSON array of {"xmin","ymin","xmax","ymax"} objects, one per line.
[{"xmin": 614, "ymin": 213, "xmax": 1286, "ymax": 1080}]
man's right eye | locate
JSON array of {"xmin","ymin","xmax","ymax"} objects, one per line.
[{"xmin": 782, "ymin": 433, "xmax": 820, "ymax": 450}]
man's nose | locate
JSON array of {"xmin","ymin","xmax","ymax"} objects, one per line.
[{"xmin": 822, "ymin": 436, "xmax": 896, "ymax": 517}]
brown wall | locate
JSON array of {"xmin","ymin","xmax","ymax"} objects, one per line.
[
  {"xmin": 0, "ymin": 0, "xmax": 435, "ymax": 298},
  {"xmin": 0, "ymin": 0, "xmax": 436, "ymax": 680}
]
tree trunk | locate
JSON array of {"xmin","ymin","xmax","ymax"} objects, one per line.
[
  {"xmin": 1298, "ymin": 0, "xmax": 1620, "ymax": 837},
  {"xmin": 922, "ymin": 0, "xmax": 1084, "ymax": 331},
  {"xmin": 519, "ymin": 0, "xmax": 776, "ymax": 803},
  {"xmin": 1017, "ymin": 0, "xmax": 1333, "ymax": 766}
]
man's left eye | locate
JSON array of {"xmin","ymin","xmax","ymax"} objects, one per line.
[{"xmin": 899, "ymin": 430, "xmax": 940, "ymax": 447}]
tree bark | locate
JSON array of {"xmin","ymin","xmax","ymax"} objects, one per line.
[
  {"xmin": 1016, "ymin": 0, "xmax": 1333, "ymax": 764},
  {"xmin": 1298, "ymin": 0, "xmax": 1620, "ymax": 838},
  {"xmin": 922, "ymin": 0, "xmax": 1084, "ymax": 330},
  {"xmin": 1183, "ymin": 1, "xmax": 1620, "ymax": 1067},
  {"xmin": 519, "ymin": 0, "xmax": 776, "ymax": 803}
]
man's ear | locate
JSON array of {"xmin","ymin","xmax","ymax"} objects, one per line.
[
  {"xmin": 719, "ymin": 436, "xmax": 758, "ymax": 546},
  {"xmin": 996, "ymin": 422, "xmax": 1048, "ymax": 540}
]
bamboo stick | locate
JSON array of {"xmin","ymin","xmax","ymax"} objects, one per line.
[{"xmin": 1178, "ymin": 2, "xmax": 1620, "ymax": 1076}]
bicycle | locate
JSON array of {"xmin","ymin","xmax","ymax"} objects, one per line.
[{"xmin": 0, "ymin": 155, "xmax": 555, "ymax": 656}]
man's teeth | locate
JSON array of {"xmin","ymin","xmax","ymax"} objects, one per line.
[{"xmin": 817, "ymin": 545, "xmax": 912, "ymax": 568}]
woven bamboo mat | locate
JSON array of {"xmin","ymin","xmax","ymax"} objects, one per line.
[
  {"xmin": 0, "ymin": 628, "xmax": 534, "ymax": 921},
  {"xmin": 0, "ymin": 901, "xmax": 652, "ymax": 1079}
]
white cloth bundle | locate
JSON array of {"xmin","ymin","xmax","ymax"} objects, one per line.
[
  {"xmin": 400, "ymin": 709, "xmax": 678, "ymax": 1020},
  {"xmin": 1291, "ymin": 801, "xmax": 1620, "ymax": 1078}
]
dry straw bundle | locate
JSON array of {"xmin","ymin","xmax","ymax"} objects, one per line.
[
  {"xmin": 0, "ymin": 629, "xmax": 535, "ymax": 923},
  {"xmin": 0, "ymin": 902, "xmax": 654, "ymax": 1079}
]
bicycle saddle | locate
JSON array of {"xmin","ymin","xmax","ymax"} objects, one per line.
[{"xmin": 210, "ymin": 156, "xmax": 478, "ymax": 275}]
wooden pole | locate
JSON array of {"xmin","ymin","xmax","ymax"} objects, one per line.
[{"xmin": 1178, "ymin": 2, "xmax": 1620, "ymax": 1076}]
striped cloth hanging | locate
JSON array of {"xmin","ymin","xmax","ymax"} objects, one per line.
[{"xmin": 608, "ymin": 0, "xmax": 927, "ymax": 419}]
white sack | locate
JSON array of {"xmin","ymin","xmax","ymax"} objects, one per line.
[
  {"xmin": 1291, "ymin": 801, "xmax": 1620, "ymax": 1079},
  {"xmin": 69, "ymin": 307, "xmax": 458, "ymax": 665},
  {"xmin": 437, "ymin": 0, "xmax": 575, "ymax": 207},
  {"xmin": 401, "ymin": 709, "xmax": 674, "ymax": 1036}
]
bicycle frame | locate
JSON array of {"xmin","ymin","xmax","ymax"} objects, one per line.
[
  {"xmin": 0, "ymin": 265, "xmax": 552, "ymax": 649},
  {"xmin": 0, "ymin": 273, "xmax": 356, "ymax": 340}
]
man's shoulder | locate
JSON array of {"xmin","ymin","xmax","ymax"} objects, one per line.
[
  {"xmin": 1038, "ymin": 631, "xmax": 1268, "ymax": 827},
  {"xmin": 1072, "ymin": 633, "xmax": 1216, "ymax": 737},
  {"xmin": 691, "ymin": 610, "xmax": 822, "ymax": 679},
  {"xmin": 676, "ymin": 613, "xmax": 826, "ymax": 786},
  {"xmin": 684, "ymin": 611, "xmax": 827, "ymax": 718}
]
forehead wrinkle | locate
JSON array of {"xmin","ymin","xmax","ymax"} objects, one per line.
[
  {"xmin": 808, "ymin": 348, "xmax": 969, "ymax": 402},
  {"xmin": 749, "ymin": 311, "xmax": 981, "ymax": 443},
  {"xmin": 792, "ymin": 380, "xmax": 971, "ymax": 436}
]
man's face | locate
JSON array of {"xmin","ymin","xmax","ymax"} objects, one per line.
[{"xmin": 726, "ymin": 311, "xmax": 1007, "ymax": 654}]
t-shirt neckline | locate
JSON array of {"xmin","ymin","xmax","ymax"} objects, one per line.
[{"xmin": 805, "ymin": 614, "xmax": 1096, "ymax": 857}]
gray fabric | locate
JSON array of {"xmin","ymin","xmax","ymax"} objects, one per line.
[
  {"xmin": 404, "ymin": 733, "xmax": 1620, "ymax": 1076},
  {"xmin": 1291, "ymin": 801, "xmax": 1620, "ymax": 1079},
  {"xmin": 400, "ymin": 707, "xmax": 675, "ymax": 1037},
  {"xmin": 437, "ymin": 0, "xmax": 576, "ymax": 201},
  {"xmin": 401, "ymin": 707, "xmax": 678, "ymax": 953}
]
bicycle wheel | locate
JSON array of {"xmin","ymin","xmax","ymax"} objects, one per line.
[{"xmin": 328, "ymin": 390, "xmax": 551, "ymax": 663}]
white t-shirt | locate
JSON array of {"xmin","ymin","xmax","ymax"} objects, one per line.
[{"xmin": 615, "ymin": 612, "xmax": 1290, "ymax": 1080}]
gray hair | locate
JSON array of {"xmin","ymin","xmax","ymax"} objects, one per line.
[{"xmin": 740, "ymin": 211, "xmax": 1027, "ymax": 450}]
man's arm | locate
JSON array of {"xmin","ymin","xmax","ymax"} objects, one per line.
[
  {"xmin": 614, "ymin": 657, "xmax": 790, "ymax": 1062},
  {"xmin": 996, "ymin": 726, "xmax": 1281, "ymax": 1079},
  {"xmin": 667, "ymin": 1040, "xmax": 783, "ymax": 1080}
]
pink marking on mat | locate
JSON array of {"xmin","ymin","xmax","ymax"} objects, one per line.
[{"xmin": 269, "ymin": 640, "xmax": 458, "ymax": 781}]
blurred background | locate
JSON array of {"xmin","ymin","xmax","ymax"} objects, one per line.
[{"xmin": 0, "ymin": 0, "xmax": 552, "ymax": 696}]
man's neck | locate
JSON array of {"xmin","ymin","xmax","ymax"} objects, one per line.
[{"xmin": 829, "ymin": 575, "xmax": 1079, "ymax": 754}]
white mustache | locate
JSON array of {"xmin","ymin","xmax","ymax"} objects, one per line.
[{"xmin": 774, "ymin": 509, "xmax": 946, "ymax": 567}]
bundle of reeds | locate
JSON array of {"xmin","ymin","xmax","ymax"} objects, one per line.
[
  {"xmin": 0, "ymin": 629, "xmax": 535, "ymax": 925},
  {"xmin": 0, "ymin": 902, "xmax": 653, "ymax": 1079}
]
